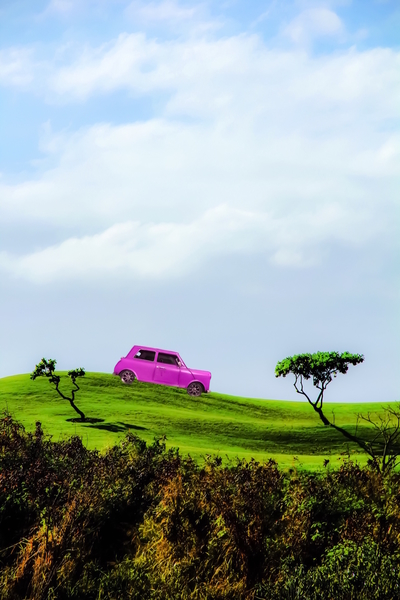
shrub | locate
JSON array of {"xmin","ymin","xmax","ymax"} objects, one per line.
[{"xmin": 2, "ymin": 413, "xmax": 400, "ymax": 599}]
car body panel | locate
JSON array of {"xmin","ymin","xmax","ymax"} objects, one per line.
[
  {"xmin": 154, "ymin": 362, "xmax": 180, "ymax": 386},
  {"xmin": 113, "ymin": 345, "xmax": 211, "ymax": 392}
]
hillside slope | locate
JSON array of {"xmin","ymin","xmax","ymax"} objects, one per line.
[{"xmin": 0, "ymin": 372, "xmax": 395, "ymax": 470}]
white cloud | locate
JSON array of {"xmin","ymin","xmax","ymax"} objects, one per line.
[
  {"xmin": 45, "ymin": 0, "xmax": 75, "ymax": 14},
  {"xmin": 376, "ymin": 135, "xmax": 400, "ymax": 163},
  {"xmin": 125, "ymin": 0, "xmax": 200, "ymax": 23},
  {"xmin": 0, "ymin": 206, "xmax": 261, "ymax": 283},
  {"xmin": 42, "ymin": 34, "xmax": 399, "ymax": 122},
  {"xmin": 50, "ymin": 33, "xmax": 160, "ymax": 100},
  {"xmin": 0, "ymin": 113, "xmax": 396, "ymax": 232},
  {"xmin": 0, "ymin": 32, "xmax": 398, "ymax": 284},
  {"xmin": 284, "ymin": 8, "xmax": 344, "ymax": 45},
  {"xmin": 1, "ymin": 30, "xmax": 399, "ymax": 118},
  {"xmin": 0, "ymin": 200, "xmax": 380, "ymax": 283},
  {"xmin": 0, "ymin": 47, "xmax": 36, "ymax": 87},
  {"xmin": 38, "ymin": 0, "xmax": 109, "ymax": 19}
]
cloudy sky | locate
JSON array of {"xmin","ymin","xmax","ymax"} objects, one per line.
[{"xmin": 0, "ymin": 0, "xmax": 399, "ymax": 403}]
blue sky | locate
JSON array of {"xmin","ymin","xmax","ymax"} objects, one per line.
[{"xmin": 0, "ymin": 0, "xmax": 399, "ymax": 403}]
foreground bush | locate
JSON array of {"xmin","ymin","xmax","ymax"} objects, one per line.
[{"xmin": 1, "ymin": 413, "xmax": 400, "ymax": 599}]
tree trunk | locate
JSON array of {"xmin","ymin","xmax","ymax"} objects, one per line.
[
  {"xmin": 314, "ymin": 406, "xmax": 330, "ymax": 426},
  {"xmin": 69, "ymin": 399, "xmax": 86, "ymax": 421},
  {"xmin": 314, "ymin": 405, "xmax": 370, "ymax": 455}
]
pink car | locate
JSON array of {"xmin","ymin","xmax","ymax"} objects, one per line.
[{"xmin": 113, "ymin": 345, "xmax": 212, "ymax": 396}]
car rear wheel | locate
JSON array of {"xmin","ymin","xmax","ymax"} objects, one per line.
[
  {"xmin": 187, "ymin": 382, "xmax": 204, "ymax": 397},
  {"xmin": 120, "ymin": 370, "xmax": 135, "ymax": 385}
]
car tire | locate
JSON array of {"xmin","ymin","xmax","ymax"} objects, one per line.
[
  {"xmin": 120, "ymin": 370, "xmax": 135, "ymax": 385},
  {"xmin": 187, "ymin": 382, "xmax": 204, "ymax": 397}
]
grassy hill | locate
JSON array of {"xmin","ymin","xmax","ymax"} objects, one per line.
[{"xmin": 0, "ymin": 372, "xmax": 396, "ymax": 470}]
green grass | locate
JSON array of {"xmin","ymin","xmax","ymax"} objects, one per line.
[{"xmin": 0, "ymin": 372, "xmax": 397, "ymax": 471}]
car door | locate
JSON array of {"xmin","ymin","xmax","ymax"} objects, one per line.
[
  {"xmin": 131, "ymin": 349, "xmax": 156, "ymax": 382},
  {"xmin": 153, "ymin": 352, "xmax": 181, "ymax": 386}
]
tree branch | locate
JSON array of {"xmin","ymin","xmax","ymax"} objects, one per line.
[{"xmin": 293, "ymin": 375, "xmax": 314, "ymax": 406}]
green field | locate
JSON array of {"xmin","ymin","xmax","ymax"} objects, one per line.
[{"xmin": 0, "ymin": 372, "xmax": 397, "ymax": 470}]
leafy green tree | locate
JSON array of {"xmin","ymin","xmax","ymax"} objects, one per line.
[
  {"xmin": 274, "ymin": 352, "xmax": 400, "ymax": 473},
  {"xmin": 275, "ymin": 352, "xmax": 400, "ymax": 473},
  {"xmin": 275, "ymin": 352, "xmax": 364, "ymax": 426},
  {"xmin": 31, "ymin": 358, "xmax": 86, "ymax": 421}
]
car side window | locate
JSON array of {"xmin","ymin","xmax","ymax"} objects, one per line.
[
  {"xmin": 157, "ymin": 353, "xmax": 180, "ymax": 366},
  {"xmin": 134, "ymin": 350, "xmax": 156, "ymax": 361}
]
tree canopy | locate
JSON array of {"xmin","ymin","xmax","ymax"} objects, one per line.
[{"xmin": 275, "ymin": 351, "xmax": 364, "ymax": 412}]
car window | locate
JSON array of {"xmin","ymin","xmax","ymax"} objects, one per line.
[
  {"xmin": 134, "ymin": 350, "xmax": 156, "ymax": 361},
  {"xmin": 157, "ymin": 352, "xmax": 180, "ymax": 366}
]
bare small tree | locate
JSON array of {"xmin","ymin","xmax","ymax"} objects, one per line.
[
  {"xmin": 31, "ymin": 358, "xmax": 86, "ymax": 421},
  {"xmin": 355, "ymin": 407, "xmax": 400, "ymax": 473}
]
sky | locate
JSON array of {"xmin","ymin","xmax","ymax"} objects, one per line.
[{"xmin": 0, "ymin": 0, "xmax": 399, "ymax": 403}]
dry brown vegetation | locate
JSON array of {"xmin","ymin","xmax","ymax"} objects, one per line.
[{"xmin": 1, "ymin": 412, "xmax": 400, "ymax": 599}]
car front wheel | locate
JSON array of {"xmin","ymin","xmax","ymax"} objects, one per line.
[
  {"xmin": 187, "ymin": 382, "xmax": 204, "ymax": 397},
  {"xmin": 120, "ymin": 370, "xmax": 135, "ymax": 385}
]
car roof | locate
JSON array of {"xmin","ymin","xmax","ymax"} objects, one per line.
[{"xmin": 132, "ymin": 345, "xmax": 180, "ymax": 355}]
